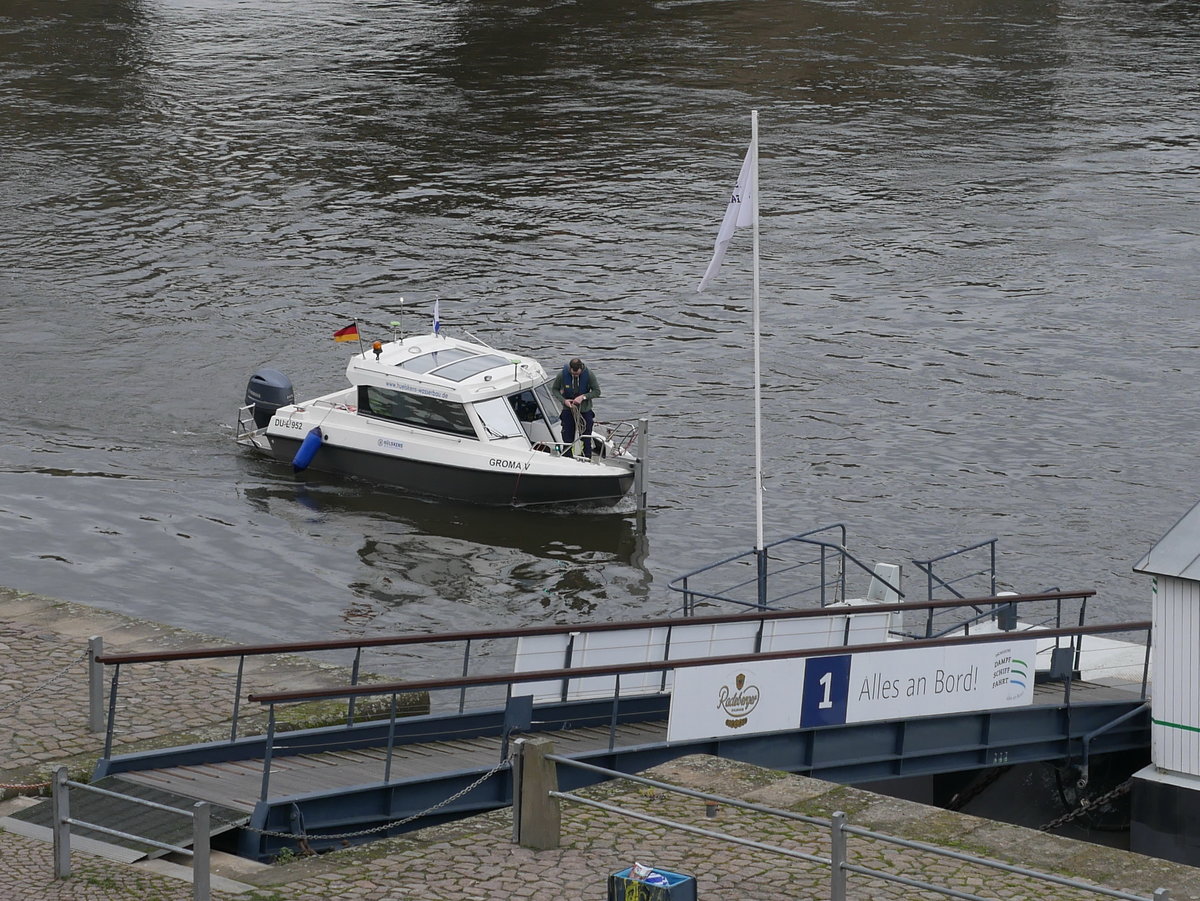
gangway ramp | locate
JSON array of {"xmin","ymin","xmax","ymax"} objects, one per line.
[
  {"xmin": 88, "ymin": 594, "xmax": 1151, "ymax": 862},
  {"xmin": 116, "ymin": 722, "xmax": 670, "ymax": 813},
  {"xmin": 1, "ymin": 775, "xmax": 247, "ymax": 862}
]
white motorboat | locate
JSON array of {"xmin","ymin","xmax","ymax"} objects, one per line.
[{"xmin": 235, "ymin": 329, "xmax": 642, "ymax": 507}]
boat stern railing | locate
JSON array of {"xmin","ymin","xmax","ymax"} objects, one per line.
[{"xmin": 234, "ymin": 404, "xmax": 272, "ymax": 450}]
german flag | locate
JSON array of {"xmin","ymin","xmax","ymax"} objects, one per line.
[{"xmin": 333, "ymin": 322, "xmax": 359, "ymax": 343}]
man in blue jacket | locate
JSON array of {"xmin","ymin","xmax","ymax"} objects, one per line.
[{"xmin": 552, "ymin": 357, "xmax": 600, "ymax": 459}]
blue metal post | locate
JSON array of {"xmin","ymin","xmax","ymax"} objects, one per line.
[
  {"xmin": 102, "ymin": 664, "xmax": 121, "ymax": 760},
  {"xmin": 347, "ymin": 647, "xmax": 362, "ymax": 726},
  {"xmin": 756, "ymin": 547, "xmax": 767, "ymax": 609},
  {"xmin": 459, "ymin": 638, "xmax": 472, "ymax": 713},
  {"xmin": 230, "ymin": 655, "xmax": 245, "ymax": 743},
  {"xmin": 259, "ymin": 706, "xmax": 276, "ymax": 802},
  {"xmin": 384, "ymin": 693, "xmax": 398, "ymax": 783},
  {"xmin": 88, "ymin": 636, "xmax": 104, "ymax": 733},
  {"xmin": 609, "ymin": 674, "xmax": 621, "ymax": 751}
]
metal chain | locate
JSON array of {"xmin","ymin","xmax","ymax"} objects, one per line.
[
  {"xmin": 947, "ymin": 765, "xmax": 1009, "ymax": 811},
  {"xmin": 1039, "ymin": 778, "xmax": 1132, "ymax": 832},
  {"xmin": 0, "ymin": 648, "xmax": 91, "ymax": 792},
  {"xmin": 246, "ymin": 753, "xmax": 513, "ymax": 841},
  {"xmin": 0, "ymin": 648, "xmax": 89, "ymax": 715}
]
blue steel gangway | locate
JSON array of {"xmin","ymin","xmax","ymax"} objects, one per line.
[{"xmin": 84, "ymin": 592, "xmax": 1152, "ymax": 861}]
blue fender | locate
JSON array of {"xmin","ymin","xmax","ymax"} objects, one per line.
[{"xmin": 292, "ymin": 427, "xmax": 323, "ymax": 472}]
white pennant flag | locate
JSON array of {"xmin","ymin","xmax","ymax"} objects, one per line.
[
  {"xmin": 697, "ymin": 141, "xmax": 757, "ymax": 293},
  {"xmin": 433, "ymin": 299, "xmax": 441, "ymax": 334}
]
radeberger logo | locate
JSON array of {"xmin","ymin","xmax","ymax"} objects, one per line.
[{"xmin": 717, "ymin": 672, "xmax": 760, "ymax": 729}]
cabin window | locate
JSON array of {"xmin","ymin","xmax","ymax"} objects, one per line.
[
  {"xmin": 506, "ymin": 386, "xmax": 556, "ymax": 445},
  {"xmin": 358, "ymin": 385, "xmax": 477, "ymax": 438},
  {"xmin": 509, "ymin": 389, "xmax": 544, "ymax": 424},
  {"xmin": 475, "ymin": 397, "xmax": 525, "ymax": 439},
  {"xmin": 533, "ymin": 382, "xmax": 559, "ymax": 421}
]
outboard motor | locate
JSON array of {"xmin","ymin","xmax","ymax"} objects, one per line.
[{"xmin": 244, "ymin": 367, "xmax": 294, "ymax": 429}]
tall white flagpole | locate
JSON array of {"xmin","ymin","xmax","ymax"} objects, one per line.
[{"xmin": 750, "ymin": 110, "xmax": 763, "ymax": 555}]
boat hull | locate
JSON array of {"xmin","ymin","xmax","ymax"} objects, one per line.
[{"xmin": 265, "ymin": 436, "xmax": 635, "ymax": 507}]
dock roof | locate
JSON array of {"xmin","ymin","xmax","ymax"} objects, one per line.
[{"xmin": 1133, "ymin": 498, "xmax": 1200, "ymax": 580}]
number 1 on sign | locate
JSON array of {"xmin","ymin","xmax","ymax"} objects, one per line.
[
  {"xmin": 801, "ymin": 654, "xmax": 850, "ymax": 727},
  {"xmin": 818, "ymin": 671, "xmax": 833, "ymax": 709}
]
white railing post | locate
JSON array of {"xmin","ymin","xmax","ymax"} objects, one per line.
[
  {"xmin": 88, "ymin": 636, "xmax": 104, "ymax": 733},
  {"xmin": 830, "ymin": 810, "xmax": 847, "ymax": 901},
  {"xmin": 635, "ymin": 417, "xmax": 649, "ymax": 514},
  {"xmin": 52, "ymin": 767, "xmax": 71, "ymax": 878},
  {"xmin": 192, "ymin": 801, "xmax": 211, "ymax": 901}
]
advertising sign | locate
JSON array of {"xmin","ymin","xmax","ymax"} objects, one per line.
[
  {"xmin": 668, "ymin": 639, "xmax": 1037, "ymax": 741},
  {"xmin": 839, "ymin": 639, "xmax": 1036, "ymax": 724},
  {"xmin": 666, "ymin": 659, "xmax": 806, "ymax": 743}
]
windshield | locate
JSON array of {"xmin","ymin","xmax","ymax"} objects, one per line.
[
  {"xmin": 475, "ymin": 397, "xmax": 524, "ymax": 439},
  {"xmin": 502, "ymin": 384, "xmax": 558, "ymax": 445},
  {"xmin": 533, "ymin": 381, "xmax": 559, "ymax": 422}
]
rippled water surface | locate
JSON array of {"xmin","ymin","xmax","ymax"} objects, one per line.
[{"xmin": 1, "ymin": 0, "xmax": 1198, "ymax": 659}]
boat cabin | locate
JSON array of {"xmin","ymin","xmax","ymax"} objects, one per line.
[{"xmin": 345, "ymin": 335, "xmax": 563, "ymax": 450}]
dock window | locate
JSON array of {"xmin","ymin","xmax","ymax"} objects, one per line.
[{"xmin": 358, "ymin": 385, "xmax": 477, "ymax": 438}]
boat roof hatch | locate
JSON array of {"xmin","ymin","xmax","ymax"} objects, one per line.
[
  {"xmin": 425, "ymin": 353, "xmax": 511, "ymax": 382},
  {"xmin": 345, "ymin": 335, "xmax": 545, "ymax": 403},
  {"xmin": 397, "ymin": 348, "xmax": 474, "ymax": 374}
]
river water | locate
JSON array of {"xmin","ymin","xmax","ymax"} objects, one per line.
[{"xmin": 1, "ymin": 0, "xmax": 1198, "ymax": 660}]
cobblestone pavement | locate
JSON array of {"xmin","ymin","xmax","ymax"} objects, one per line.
[
  {"xmin": 0, "ymin": 590, "xmax": 366, "ymax": 792},
  {"xmin": 1, "ymin": 588, "xmax": 1197, "ymax": 901}
]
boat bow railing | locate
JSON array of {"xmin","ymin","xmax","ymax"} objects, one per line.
[{"xmin": 602, "ymin": 419, "xmax": 640, "ymax": 457}]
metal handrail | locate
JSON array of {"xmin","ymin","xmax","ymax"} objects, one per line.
[
  {"xmin": 542, "ymin": 754, "xmax": 1168, "ymax": 901},
  {"xmin": 668, "ymin": 523, "xmax": 911, "ymax": 612},
  {"xmin": 234, "ymin": 404, "xmax": 260, "ymax": 443},
  {"xmin": 912, "ymin": 537, "xmax": 998, "ymax": 601},
  {"xmin": 95, "ymin": 590, "xmax": 1093, "ymax": 668},
  {"xmin": 243, "ymin": 619, "xmax": 1148, "ymax": 802},
  {"xmin": 93, "ymin": 589, "xmax": 1106, "ymax": 760},
  {"xmin": 604, "ymin": 419, "xmax": 640, "ymax": 456},
  {"xmin": 197, "ymin": 612, "xmax": 1146, "ymax": 807},
  {"xmin": 1079, "ymin": 702, "xmax": 1152, "ymax": 787},
  {"xmin": 667, "ymin": 523, "xmax": 848, "ymax": 584},
  {"xmin": 249, "ymin": 618, "xmax": 1147, "ymax": 705},
  {"xmin": 52, "ymin": 767, "xmax": 211, "ymax": 900}
]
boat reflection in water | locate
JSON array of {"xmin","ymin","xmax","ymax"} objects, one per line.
[{"xmin": 238, "ymin": 472, "xmax": 652, "ymax": 634}]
